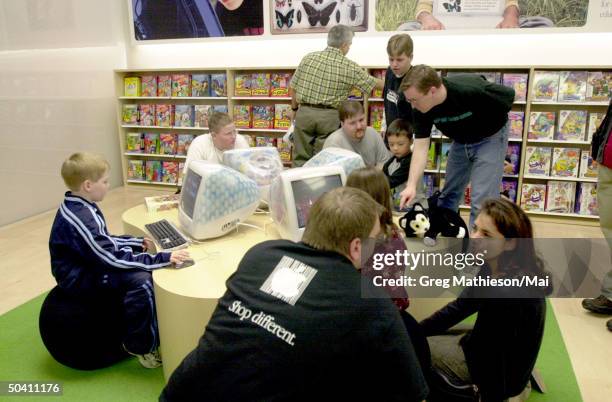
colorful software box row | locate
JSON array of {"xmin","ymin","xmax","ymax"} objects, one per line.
[
  {"xmin": 531, "ymin": 71, "xmax": 611, "ymax": 102},
  {"xmin": 521, "ymin": 182, "xmax": 598, "ymax": 215},
  {"xmin": 524, "ymin": 147, "xmax": 598, "ymax": 179},
  {"xmin": 234, "ymin": 72, "xmax": 293, "ymax": 97},
  {"xmin": 508, "ymin": 111, "xmax": 524, "ymax": 139},
  {"xmin": 126, "ymin": 160, "xmax": 184, "ymax": 184},
  {"xmin": 371, "ymin": 69, "xmax": 386, "ymax": 98},
  {"xmin": 233, "ymin": 104, "xmax": 292, "ymax": 129},
  {"xmin": 126, "ymin": 132, "xmax": 195, "ymax": 156},
  {"xmin": 445, "ymin": 71, "xmax": 528, "ymax": 101},
  {"xmin": 369, "ymin": 104, "xmax": 384, "ymax": 132},
  {"xmin": 245, "ymin": 136, "xmax": 292, "ymax": 164},
  {"xmin": 124, "ymin": 74, "xmax": 227, "ymax": 97},
  {"xmin": 460, "ymin": 180, "xmax": 519, "ymax": 206},
  {"xmin": 122, "ymin": 104, "xmax": 228, "ymax": 127},
  {"xmin": 528, "ymin": 110, "xmax": 604, "ymax": 142},
  {"xmin": 428, "ymin": 112, "xmax": 523, "ymax": 140},
  {"xmin": 429, "ymin": 111, "xmax": 523, "ymax": 140},
  {"xmin": 428, "ymin": 142, "xmax": 519, "ymax": 175},
  {"xmin": 501, "ymin": 73, "xmax": 528, "ymax": 102},
  {"xmin": 423, "ymin": 176, "xmax": 519, "ymax": 204},
  {"xmin": 426, "ymin": 142, "xmax": 451, "ymax": 171},
  {"xmin": 348, "ymin": 87, "xmax": 363, "ymax": 99}
]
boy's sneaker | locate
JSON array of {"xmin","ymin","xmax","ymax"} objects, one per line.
[
  {"xmin": 124, "ymin": 345, "xmax": 162, "ymax": 368},
  {"xmin": 135, "ymin": 350, "xmax": 162, "ymax": 369},
  {"xmin": 582, "ymin": 295, "xmax": 612, "ymax": 314}
]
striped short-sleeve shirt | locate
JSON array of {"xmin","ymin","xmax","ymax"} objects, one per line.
[{"xmin": 290, "ymin": 47, "xmax": 377, "ymax": 109}]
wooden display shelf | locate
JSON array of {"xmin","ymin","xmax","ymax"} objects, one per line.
[
  {"xmin": 121, "ymin": 125, "xmax": 209, "ymax": 131},
  {"xmin": 120, "ymin": 96, "xmax": 227, "ymax": 100},
  {"xmin": 115, "ymin": 66, "xmax": 607, "ymax": 225},
  {"xmin": 526, "ymin": 139, "xmax": 590, "ymax": 145},
  {"xmin": 124, "ymin": 153, "xmax": 186, "ymax": 159},
  {"xmin": 126, "ymin": 180, "xmax": 179, "ymax": 187},
  {"xmin": 525, "ymin": 210, "xmax": 599, "ymax": 220},
  {"xmin": 232, "ymin": 96, "xmax": 291, "ymax": 100},
  {"xmin": 238, "ymin": 128, "xmax": 288, "ymax": 133},
  {"xmin": 522, "ymin": 175, "xmax": 597, "ymax": 183},
  {"xmin": 530, "ymin": 101, "xmax": 609, "ymax": 106}
]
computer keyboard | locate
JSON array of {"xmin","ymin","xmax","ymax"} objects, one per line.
[{"xmin": 144, "ymin": 219, "xmax": 189, "ymax": 251}]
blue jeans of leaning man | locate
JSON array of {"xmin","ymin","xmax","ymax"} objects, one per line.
[{"xmin": 438, "ymin": 121, "xmax": 509, "ymax": 227}]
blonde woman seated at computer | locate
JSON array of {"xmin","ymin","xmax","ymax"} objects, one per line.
[{"xmin": 183, "ymin": 112, "xmax": 250, "ymax": 174}]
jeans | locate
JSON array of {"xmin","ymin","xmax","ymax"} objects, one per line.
[
  {"xmin": 598, "ymin": 165, "xmax": 612, "ymax": 300},
  {"xmin": 438, "ymin": 122, "xmax": 509, "ymax": 227}
]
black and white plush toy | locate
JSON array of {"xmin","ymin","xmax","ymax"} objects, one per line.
[
  {"xmin": 399, "ymin": 203, "xmax": 430, "ymax": 238},
  {"xmin": 423, "ymin": 191, "xmax": 468, "ymax": 247}
]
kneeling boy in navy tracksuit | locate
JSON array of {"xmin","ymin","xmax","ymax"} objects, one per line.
[{"xmin": 49, "ymin": 152, "xmax": 190, "ymax": 368}]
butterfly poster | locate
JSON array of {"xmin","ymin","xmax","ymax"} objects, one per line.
[
  {"xmin": 271, "ymin": 0, "xmax": 368, "ymax": 35},
  {"xmin": 433, "ymin": 0, "xmax": 504, "ymax": 17}
]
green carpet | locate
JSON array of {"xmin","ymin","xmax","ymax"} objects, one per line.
[
  {"xmin": 527, "ymin": 300, "xmax": 582, "ymax": 401},
  {"xmin": 0, "ymin": 293, "xmax": 164, "ymax": 402},
  {"xmin": 0, "ymin": 295, "xmax": 581, "ymax": 401}
]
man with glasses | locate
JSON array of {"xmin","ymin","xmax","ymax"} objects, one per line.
[
  {"xmin": 398, "ymin": 65, "xmax": 514, "ymax": 226},
  {"xmin": 160, "ymin": 187, "xmax": 428, "ymax": 402}
]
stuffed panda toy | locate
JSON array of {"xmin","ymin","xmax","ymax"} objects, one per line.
[
  {"xmin": 399, "ymin": 203, "xmax": 430, "ymax": 238},
  {"xmin": 423, "ymin": 191, "xmax": 468, "ymax": 247}
]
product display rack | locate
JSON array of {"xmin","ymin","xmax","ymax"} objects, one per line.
[{"xmin": 115, "ymin": 66, "xmax": 609, "ymax": 224}]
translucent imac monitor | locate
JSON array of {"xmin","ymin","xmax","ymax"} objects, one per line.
[
  {"xmin": 269, "ymin": 165, "xmax": 346, "ymax": 242},
  {"xmin": 303, "ymin": 147, "xmax": 365, "ymax": 177},
  {"xmin": 222, "ymin": 147, "xmax": 284, "ymax": 202},
  {"xmin": 178, "ymin": 161, "xmax": 260, "ymax": 240}
]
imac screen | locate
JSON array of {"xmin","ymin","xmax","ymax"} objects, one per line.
[
  {"xmin": 291, "ymin": 175, "xmax": 343, "ymax": 228},
  {"xmin": 181, "ymin": 169, "xmax": 202, "ymax": 219}
]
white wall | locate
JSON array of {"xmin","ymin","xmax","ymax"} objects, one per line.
[
  {"xmin": 126, "ymin": 30, "xmax": 612, "ymax": 70},
  {"xmin": 125, "ymin": 0, "xmax": 612, "ymax": 68},
  {"xmin": 0, "ymin": 0, "xmax": 129, "ymax": 226}
]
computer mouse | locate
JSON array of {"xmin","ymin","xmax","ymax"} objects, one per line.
[{"xmin": 175, "ymin": 258, "xmax": 195, "ymax": 269}]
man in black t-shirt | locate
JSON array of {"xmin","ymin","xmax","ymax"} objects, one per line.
[
  {"xmin": 160, "ymin": 187, "xmax": 428, "ymax": 402},
  {"xmin": 383, "ymin": 34, "xmax": 415, "ymax": 135},
  {"xmin": 398, "ymin": 65, "xmax": 514, "ymax": 226}
]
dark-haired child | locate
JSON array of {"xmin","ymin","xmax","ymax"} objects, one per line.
[
  {"xmin": 383, "ymin": 118, "xmax": 426, "ymax": 211},
  {"xmin": 346, "ymin": 166, "xmax": 431, "ymax": 374}
]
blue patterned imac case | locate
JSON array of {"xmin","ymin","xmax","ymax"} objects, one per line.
[
  {"xmin": 193, "ymin": 164, "xmax": 259, "ymax": 225},
  {"xmin": 304, "ymin": 147, "xmax": 365, "ymax": 176},
  {"xmin": 222, "ymin": 147, "xmax": 284, "ymax": 186}
]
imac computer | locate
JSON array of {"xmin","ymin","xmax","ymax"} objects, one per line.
[
  {"xmin": 178, "ymin": 160, "xmax": 260, "ymax": 240},
  {"xmin": 303, "ymin": 147, "xmax": 365, "ymax": 177},
  {"xmin": 222, "ymin": 147, "xmax": 284, "ymax": 202},
  {"xmin": 269, "ymin": 165, "xmax": 346, "ymax": 242}
]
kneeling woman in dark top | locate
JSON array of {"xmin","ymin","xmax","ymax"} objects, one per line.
[{"xmin": 421, "ymin": 198, "xmax": 552, "ymax": 402}]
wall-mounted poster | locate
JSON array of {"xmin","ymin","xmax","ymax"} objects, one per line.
[
  {"xmin": 271, "ymin": 0, "xmax": 368, "ymax": 34},
  {"xmin": 376, "ymin": 0, "xmax": 589, "ymax": 31},
  {"xmin": 131, "ymin": 0, "xmax": 263, "ymax": 40}
]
